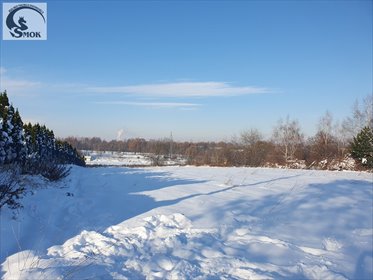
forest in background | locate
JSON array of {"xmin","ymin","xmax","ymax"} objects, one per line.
[
  {"xmin": 0, "ymin": 91, "xmax": 371, "ymax": 210},
  {"xmin": 65, "ymin": 95, "xmax": 373, "ymax": 170}
]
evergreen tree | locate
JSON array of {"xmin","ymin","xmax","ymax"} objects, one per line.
[
  {"xmin": 0, "ymin": 92, "xmax": 10, "ymax": 164},
  {"xmin": 23, "ymin": 122, "xmax": 35, "ymax": 158},
  {"xmin": 4, "ymin": 105, "xmax": 16, "ymax": 163},
  {"xmin": 0, "ymin": 91, "xmax": 85, "ymax": 209},
  {"xmin": 350, "ymin": 126, "xmax": 373, "ymax": 168},
  {"xmin": 0, "ymin": 90, "xmax": 85, "ymax": 168},
  {"xmin": 0, "ymin": 91, "xmax": 9, "ymax": 115},
  {"xmin": 10, "ymin": 109, "xmax": 26, "ymax": 164},
  {"xmin": 23, "ymin": 122, "xmax": 85, "ymax": 167},
  {"xmin": 0, "ymin": 91, "xmax": 86, "ymax": 167},
  {"xmin": 0, "ymin": 119, "xmax": 7, "ymax": 163}
]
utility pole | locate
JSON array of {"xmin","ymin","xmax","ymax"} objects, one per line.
[{"xmin": 170, "ymin": 131, "xmax": 173, "ymax": 159}]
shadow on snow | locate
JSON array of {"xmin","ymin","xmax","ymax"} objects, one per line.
[{"xmin": 1, "ymin": 167, "xmax": 372, "ymax": 279}]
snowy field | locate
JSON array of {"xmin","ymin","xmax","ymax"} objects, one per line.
[
  {"xmin": 83, "ymin": 151, "xmax": 153, "ymax": 166},
  {"xmin": 83, "ymin": 151, "xmax": 186, "ymax": 166},
  {"xmin": 1, "ymin": 166, "xmax": 372, "ymax": 279}
]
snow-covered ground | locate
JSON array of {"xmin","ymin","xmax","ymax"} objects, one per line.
[
  {"xmin": 1, "ymin": 166, "xmax": 372, "ymax": 279},
  {"xmin": 83, "ymin": 151, "xmax": 186, "ymax": 166}
]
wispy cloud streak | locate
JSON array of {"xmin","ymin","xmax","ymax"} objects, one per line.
[
  {"xmin": 88, "ymin": 82, "xmax": 271, "ymax": 98},
  {"xmin": 1, "ymin": 78, "xmax": 41, "ymax": 90},
  {"xmin": 0, "ymin": 67, "xmax": 42, "ymax": 92},
  {"xmin": 96, "ymin": 101, "xmax": 201, "ymax": 109}
]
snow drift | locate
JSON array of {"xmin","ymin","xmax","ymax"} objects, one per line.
[{"xmin": 1, "ymin": 166, "xmax": 372, "ymax": 279}]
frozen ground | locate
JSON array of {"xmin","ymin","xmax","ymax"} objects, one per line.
[{"xmin": 0, "ymin": 166, "xmax": 372, "ymax": 279}]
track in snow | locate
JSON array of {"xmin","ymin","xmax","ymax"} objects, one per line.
[{"xmin": 1, "ymin": 166, "xmax": 372, "ymax": 279}]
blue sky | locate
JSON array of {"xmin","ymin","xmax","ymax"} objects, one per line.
[{"xmin": 0, "ymin": 0, "xmax": 372, "ymax": 141}]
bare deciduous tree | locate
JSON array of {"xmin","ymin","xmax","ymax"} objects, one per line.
[
  {"xmin": 317, "ymin": 111, "xmax": 334, "ymax": 146},
  {"xmin": 241, "ymin": 129, "xmax": 262, "ymax": 147},
  {"xmin": 240, "ymin": 129, "xmax": 269, "ymax": 166},
  {"xmin": 272, "ymin": 116, "xmax": 304, "ymax": 162},
  {"xmin": 0, "ymin": 165, "xmax": 24, "ymax": 209},
  {"xmin": 309, "ymin": 111, "xmax": 339, "ymax": 165},
  {"xmin": 342, "ymin": 94, "xmax": 373, "ymax": 140},
  {"xmin": 334, "ymin": 120, "xmax": 349, "ymax": 158}
]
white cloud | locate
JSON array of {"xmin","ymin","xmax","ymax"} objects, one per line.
[
  {"xmin": 0, "ymin": 68, "xmax": 42, "ymax": 92},
  {"xmin": 97, "ymin": 101, "xmax": 201, "ymax": 109},
  {"xmin": 88, "ymin": 82, "xmax": 271, "ymax": 98},
  {"xmin": 1, "ymin": 78, "xmax": 41, "ymax": 90}
]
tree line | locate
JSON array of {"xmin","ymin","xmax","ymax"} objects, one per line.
[
  {"xmin": 65, "ymin": 95, "xmax": 373, "ymax": 170},
  {"xmin": 0, "ymin": 91, "xmax": 84, "ymax": 169},
  {"xmin": 0, "ymin": 91, "xmax": 85, "ymax": 209}
]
